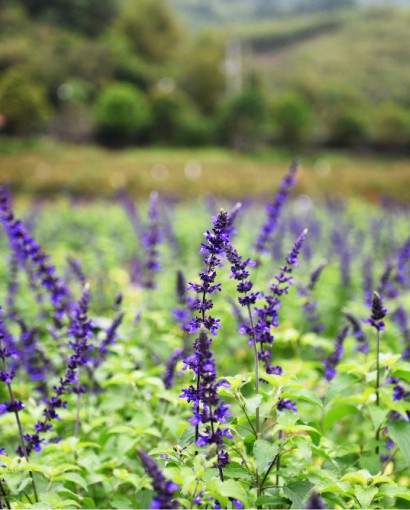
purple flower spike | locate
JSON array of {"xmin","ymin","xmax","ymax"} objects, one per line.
[
  {"xmin": 277, "ymin": 399, "xmax": 297, "ymax": 413},
  {"xmin": 142, "ymin": 192, "xmax": 162, "ymax": 289},
  {"xmin": 255, "ymin": 159, "xmax": 298, "ymax": 256},
  {"xmin": 323, "ymin": 325, "xmax": 350, "ymax": 381},
  {"xmin": 181, "ymin": 327, "xmax": 231, "ymax": 470},
  {"xmin": 138, "ymin": 449, "xmax": 179, "ymax": 509},
  {"xmin": 367, "ymin": 292, "xmax": 388, "ymax": 332},
  {"xmin": 0, "ymin": 187, "xmax": 71, "ymax": 325}
]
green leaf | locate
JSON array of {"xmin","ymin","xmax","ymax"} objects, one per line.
[
  {"xmin": 355, "ymin": 486, "xmax": 378, "ymax": 508},
  {"xmin": 111, "ymin": 494, "xmax": 133, "ymax": 509},
  {"xmin": 255, "ymin": 492, "xmax": 290, "ymax": 507},
  {"xmin": 178, "ymin": 425, "xmax": 195, "ymax": 447},
  {"xmin": 283, "ymin": 481, "xmax": 312, "ymax": 509},
  {"xmin": 253, "ymin": 440, "xmax": 279, "ymax": 473},
  {"xmin": 369, "ymin": 408, "xmax": 388, "ymax": 431},
  {"xmin": 55, "ymin": 472, "xmax": 88, "ymax": 491},
  {"xmin": 222, "ymin": 462, "xmax": 252, "ymax": 480},
  {"xmin": 390, "ymin": 421, "xmax": 410, "ymax": 467},
  {"xmin": 207, "ymin": 478, "xmax": 249, "ymax": 507},
  {"xmin": 325, "ymin": 374, "xmax": 358, "ymax": 404},
  {"xmin": 244, "ymin": 395, "xmax": 263, "ymax": 415},
  {"xmin": 282, "ymin": 387, "xmax": 324, "ymax": 411},
  {"xmin": 323, "ymin": 404, "xmax": 360, "ymax": 432}
]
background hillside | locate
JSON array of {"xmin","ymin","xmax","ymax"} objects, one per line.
[
  {"xmin": 0, "ymin": 0, "xmax": 410, "ymax": 153},
  {"xmin": 169, "ymin": 0, "xmax": 410, "ymax": 26}
]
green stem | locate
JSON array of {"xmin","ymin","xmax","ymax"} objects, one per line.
[
  {"xmin": 0, "ymin": 481, "xmax": 11, "ymax": 510},
  {"xmin": 376, "ymin": 328, "xmax": 381, "ymax": 455},
  {"xmin": 1, "ymin": 341, "xmax": 38, "ymax": 503}
]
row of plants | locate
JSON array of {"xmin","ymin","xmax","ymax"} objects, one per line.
[{"xmin": 0, "ymin": 163, "xmax": 409, "ymax": 508}]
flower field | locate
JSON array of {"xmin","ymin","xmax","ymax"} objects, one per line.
[{"xmin": 0, "ymin": 162, "xmax": 410, "ymax": 509}]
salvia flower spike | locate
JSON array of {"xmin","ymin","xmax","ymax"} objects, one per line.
[
  {"xmin": 137, "ymin": 449, "xmax": 179, "ymax": 509},
  {"xmin": 254, "ymin": 159, "xmax": 298, "ymax": 257},
  {"xmin": 180, "ymin": 327, "xmax": 232, "ymax": 475}
]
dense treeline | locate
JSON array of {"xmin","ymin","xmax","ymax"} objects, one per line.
[{"xmin": 0, "ymin": 0, "xmax": 410, "ymax": 152}]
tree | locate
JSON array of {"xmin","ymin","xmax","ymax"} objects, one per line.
[
  {"xmin": 94, "ymin": 83, "xmax": 151, "ymax": 146},
  {"xmin": 0, "ymin": 67, "xmax": 50, "ymax": 135},
  {"xmin": 17, "ymin": 0, "xmax": 118, "ymax": 36},
  {"xmin": 114, "ymin": 0, "xmax": 181, "ymax": 63},
  {"xmin": 273, "ymin": 92, "xmax": 315, "ymax": 146}
]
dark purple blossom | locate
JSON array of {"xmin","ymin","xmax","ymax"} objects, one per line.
[
  {"xmin": 344, "ymin": 311, "xmax": 369, "ymax": 353},
  {"xmin": 255, "ymin": 159, "xmax": 298, "ymax": 256},
  {"xmin": 277, "ymin": 399, "xmax": 297, "ymax": 412},
  {"xmin": 323, "ymin": 325, "xmax": 350, "ymax": 381},
  {"xmin": 246, "ymin": 229, "xmax": 307, "ymax": 375},
  {"xmin": 94, "ymin": 312, "xmax": 124, "ymax": 367},
  {"xmin": 180, "ymin": 328, "xmax": 231, "ymax": 470},
  {"xmin": 138, "ymin": 449, "xmax": 179, "ymax": 509},
  {"xmin": 142, "ymin": 192, "xmax": 162, "ymax": 289},
  {"xmin": 305, "ymin": 491, "xmax": 326, "ymax": 509},
  {"xmin": 25, "ymin": 286, "xmax": 94, "ymax": 455},
  {"xmin": 367, "ymin": 292, "xmax": 388, "ymax": 332},
  {"xmin": 0, "ymin": 187, "xmax": 71, "ymax": 324}
]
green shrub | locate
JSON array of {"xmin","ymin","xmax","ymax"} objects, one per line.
[
  {"xmin": 329, "ymin": 106, "xmax": 367, "ymax": 147},
  {"xmin": 94, "ymin": 83, "xmax": 151, "ymax": 146},
  {"xmin": 216, "ymin": 85, "xmax": 268, "ymax": 150},
  {"xmin": 148, "ymin": 87, "xmax": 211, "ymax": 146},
  {"xmin": 370, "ymin": 102, "xmax": 410, "ymax": 148},
  {"xmin": 273, "ymin": 92, "xmax": 315, "ymax": 146},
  {"xmin": 0, "ymin": 67, "xmax": 50, "ymax": 135}
]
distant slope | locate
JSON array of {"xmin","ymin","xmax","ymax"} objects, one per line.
[
  {"xmin": 169, "ymin": 0, "xmax": 410, "ymax": 27},
  {"xmin": 248, "ymin": 8, "xmax": 410, "ymax": 108}
]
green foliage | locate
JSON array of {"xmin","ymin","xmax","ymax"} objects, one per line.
[
  {"xmin": 17, "ymin": 0, "xmax": 118, "ymax": 36},
  {"xmin": 94, "ymin": 83, "xmax": 152, "ymax": 146},
  {"xmin": 0, "ymin": 67, "xmax": 50, "ymax": 135},
  {"xmin": 273, "ymin": 92, "xmax": 315, "ymax": 145},
  {"xmin": 217, "ymin": 83, "xmax": 269, "ymax": 150},
  {"xmin": 178, "ymin": 33, "xmax": 225, "ymax": 115},
  {"xmin": 114, "ymin": 0, "xmax": 181, "ymax": 63}
]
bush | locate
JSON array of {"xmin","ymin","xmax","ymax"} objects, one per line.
[
  {"xmin": 329, "ymin": 106, "xmax": 367, "ymax": 147},
  {"xmin": 273, "ymin": 92, "xmax": 315, "ymax": 146},
  {"xmin": 0, "ymin": 67, "xmax": 50, "ymax": 135},
  {"xmin": 94, "ymin": 83, "xmax": 151, "ymax": 146},
  {"xmin": 216, "ymin": 84, "xmax": 268, "ymax": 150},
  {"xmin": 370, "ymin": 102, "xmax": 410, "ymax": 148},
  {"xmin": 148, "ymin": 87, "xmax": 211, "ymax": 146}
]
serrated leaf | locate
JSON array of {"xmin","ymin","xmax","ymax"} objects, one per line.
[
  {"xmin": 222, "ymin": 462, "xmax": 252, "ymax": 480},
  {"xmin": 390, "ymin": 421, "xmax": 410, "ymax": 467},
  {"xmin": 369, "ymin": 408, "xmax": 388, "ymax": 431},
  {"xmin": 207, "ymin": 478, "xmax": 248, "ymax": 507},
  {"xmin": 55, "ymin": 472, "xmax": 88, "ymax": 491},
  {"xmin": 244, "ymin": 395, "xmax": 263, "ymax": 415},
  {"xmin": 355, "ymin": 486, "xmax": 378, "ymax": 508},
  {"xmin": 283, "ymin": 481, "xmax": 312, "ymax": 509},
  {"xmin": 282, "ymin": 387, "xmax": 324, "ymax": 411},
  {"xmin": 323, "ymin": 404, "xmax": 360, "ymax": 433},
  {"xmin": 253, "ymin": 440, "xmax": 279, "ymax": 473},
  {"xmin": 325, "ymin": 374, "xmax": 358, "ymax": 404}
]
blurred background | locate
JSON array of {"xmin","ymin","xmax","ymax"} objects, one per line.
[{"xmin": 0, "ymin": 0, "xmax": 410, "ymax": 201}]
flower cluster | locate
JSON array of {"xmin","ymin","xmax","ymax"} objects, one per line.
[
  {"xmin": 299, "ymin": 262, "xmax": 327, "ymax": 333},
  {"xmin": 187, "ymin": 210, "xmax": 232, "ymax": 336},
  {"xmin": 142, "ymin": 192, "xmax": 162, "ymax": 289},
  {"xmin": 138, "ymin": 449, "xmax": 179, "ymax": 509},
  {"xmin": 93, "ymin": 312, "xmax": 124, "ymax": 368},
  {"xmin": 180, "ymin": 328, "xmax": 232, "ymax": 469},
  {"xmin": 344, "ymin": 311, "xmax": 369, "ymax": 353},
  {"xmin": 23, "ymin": 286, "xmax": 94, "ymax": 456},
  {"xmin": 0, "ymin": 187, "xmax": 71, "ymax": 324},
  {"xmin": 254, "ymin": 159, "xmax": 298, "ymax": 255},
  {"xmin": 367, "ymin": 291, "xmax": 388, "ymax": 331},
  {"xmin": 243, "ymin": 230, "xmax": 307, "ymax": 376},
  {"xmin": 323, "ymin": 325, "xmax": 350, "ymax": 381}
]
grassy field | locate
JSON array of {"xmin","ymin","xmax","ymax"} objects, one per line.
[{"xmin": 0, "ymin": 137, "xmax": 409, "ymax": 202}]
